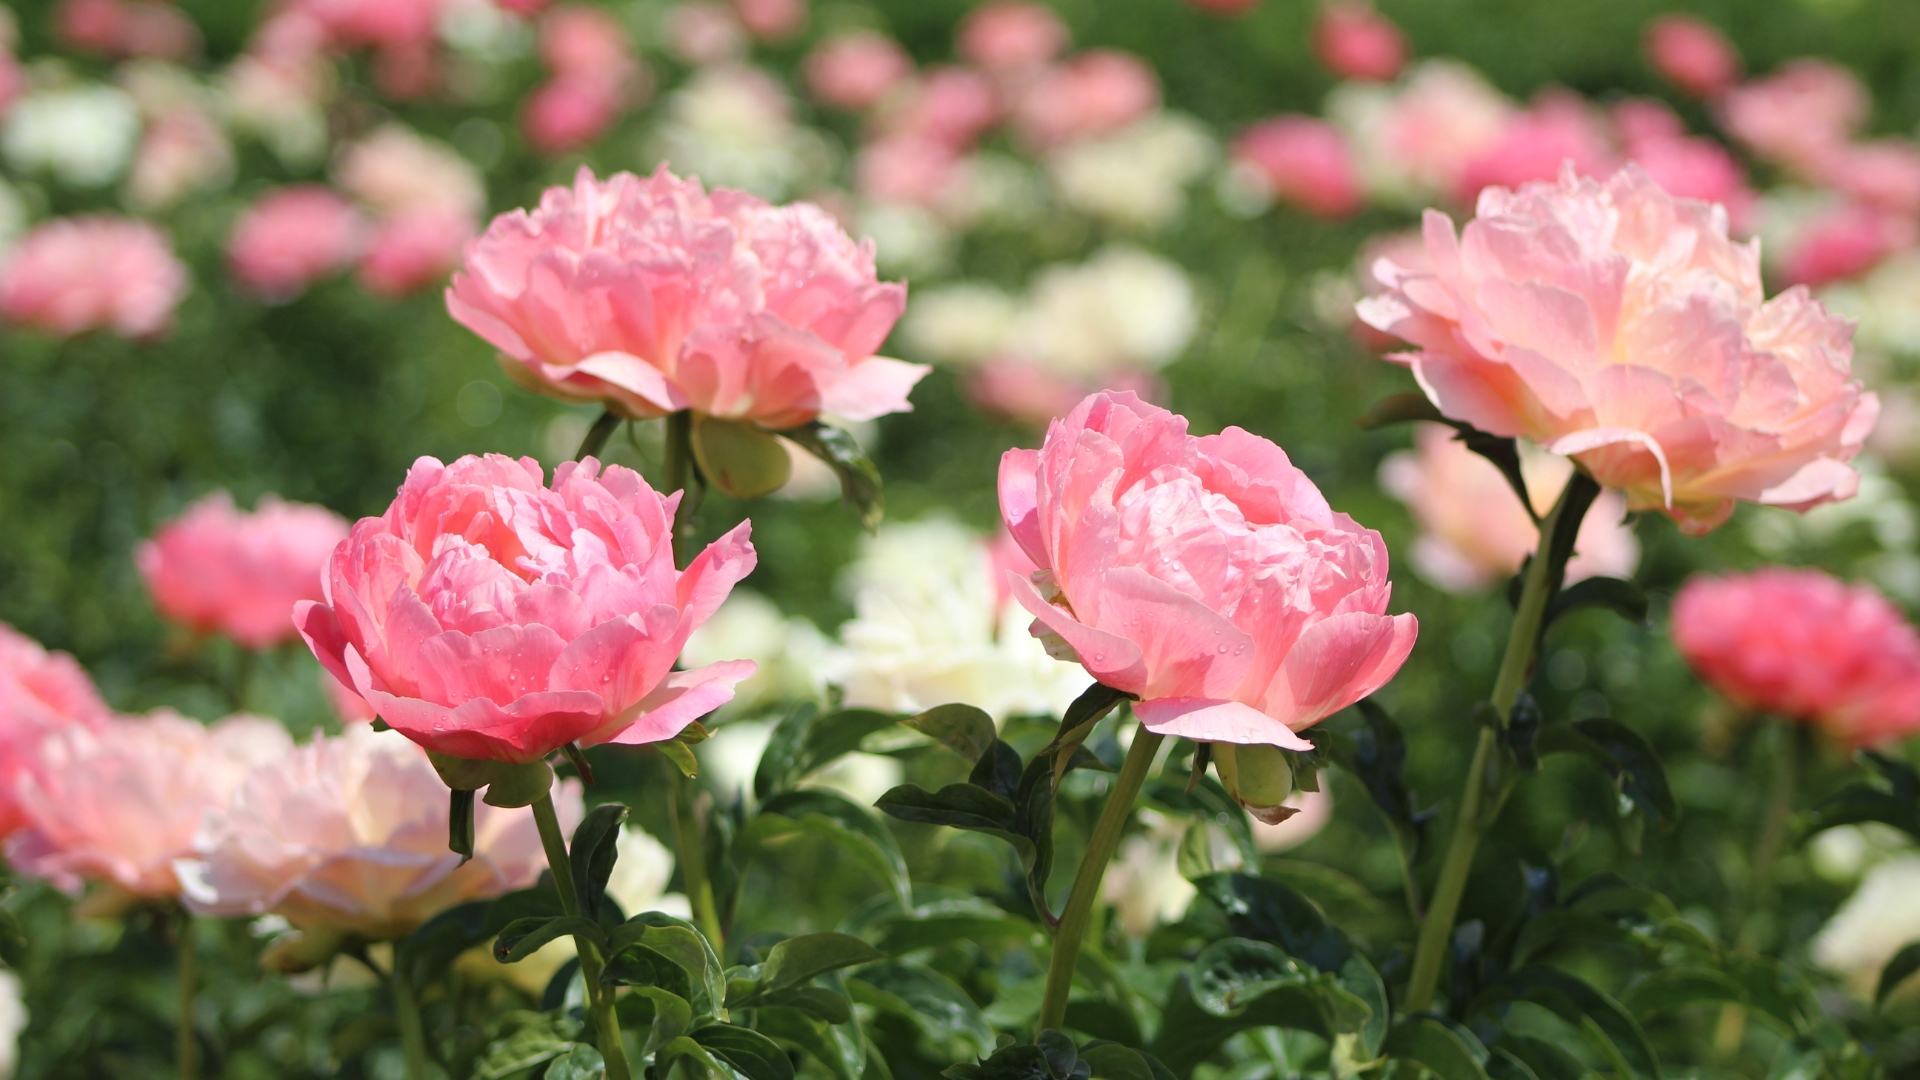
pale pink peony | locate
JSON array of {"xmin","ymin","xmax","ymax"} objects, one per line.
[
  {"xmin": 732, "ymin": 0, "xmax": 803, "ymax": 40},
  {"xmin": 1232, "ymin": 116, "xmax": 1364, "ymax": 218},
  {"xmin": 881, "ymin": 67, "xmax": 999, "ymax": 149},
  {"xmin": 138, "ymin": 493, "xmax": 351, "ymax": 650},
  {"xmin": 446, "ymin": 166, "xmax": 923, "ymax": 429},
  {"xmin": 0, "ymin": 624, "xmax": 110, "ymax": 839},
  {"xmin": 1643, "ymin": 14, "xmax": 1739, "ymax": 98},
  {"xmin": 540, "ymin": 4, "xmax": 633, "ymax": 78},
  {"xmin": 295, "ymin": 454, "xmax": 759, "ymax": 764},
  {"xmin": 1014, "ymin": 51, "xmax": 1159, "ymax": 150},
  {"xmin": 805, "ymin": 31, "xmax": 913, "ymax": 111},
  {"xmin": 521, "ymin": 75, "xmax": 627, "ymax": 154},
  {"xmin": 228, "ymin": 186, "xmax": 368, "ymax": 301},
  {"xmin": 967, "ymin": 359, "xmax": 1163, "ymax": 427},
  {"xmin": 957, "ymin": 2, "xmax": 1067, "ymax": 73},
  {"xmin": 1821, "ymin": 140, "xmax": 1920, "ymax": 218},
  {"xmin": 999, "ymin": 392, "xmax": 1418, "ymax": 748},
  {"xmin": 7, "ymin": 712, "xmax": 293, "ymax": 899},
  {"xmin": 1363, "ymin": 61, "xmax": 1514, "ymax": 198},
  {"xmin": 334, "ymin": 125, "xmax": 485, "ymax": 220},
  {"xmin": 1379, "ymin": 422, "xmax": 1639, "ymax": 594},
  {"xmin": 1454, "ymin": 94, "xmax": 1616, "ymax": 203},
  {"xmin": 1775, "ymin": 203, "xmax": 1914, "ymax": 288},
  {"xmin": 1672, "ymin": 569, "xmax": 1920, "ymax": 748},
  {"xmin": 856, "ymin": 135, "xmax": 961, "ymax": 206},
  {"xmin": 292, "ymin": 0, "xmax": 441, "ymax": 50},
  {"xmin": 358, "ymin": 209, "xmax": 475, "ymax": 297},
  {"xmin": 1357, "ymin": 164, "xmax": 1877, "ymax": 535},
  {"xmin": 0, "ymin": 50, "xmax": 19, "ymax": 119},
  {"xmin": 1313, "ymin": 3, "xmax": 1406, "ymax": 82},
  {"xmin": 1720, "ymin": 60, "xmax": 1866, "ymax": 176},
  {"xmin": 127, "ymin": 104, "xmax": 234, "ymax": 212},
  {"xmin": 179, "ymin": 726, "xmax": 582, "ymax": 938},
  {"xmin": 0, "ymin": 217, "xmax": 190, "ymax": 340}
]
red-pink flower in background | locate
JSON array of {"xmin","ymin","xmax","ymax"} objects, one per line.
[
  {"xmin": 179, "ymin": 726, "xmax": 583, "ymax": 938},
  {"xmin": 1672, "ymin": 569, "xmax": 1920, "ymax": 748},
  {"xmin": 1820, "ymin": 140, "xmax": 1920, "ymax": 218},
  {"xmin": 999, "ymin": 392, "xmax": 1418, "ymax": 750},
  {"xmin": 1454, "ymin": 93, "xmax": 1615, "ymax": 203},
  {"xmin": 805, "ymin": 30, "xmax": 912, "ymax": 111},
  {"xmin": 522, "ymin": 5, "xmax": 643, "ymax": 154},
  {"xmin": 446, "ymin": 166, "xmax": 923, "ymax": 430},
  {"xmin": 292, "ymin": 0, "xmax": 439, "ymax": 51},
  {"xmin": 1014, "ymin": 51, "xmax": 1159, "ymax": 150},
  {"xmin": 138, "ymin": 493, "xmax": 350, "ymax": 650},
  {"xmin": 881, "ymin": 66, "xmax": 999, "ymax": 149},
  {"xmin": 957, "ymin": 1, "xmax": 1066, "ymax": 74},
  {"xmin": 1358, "ymin": 164, "xmax": 1876, "ymax": 535},
  {"xmin": 1643, "ymin": 14, "xmax": 1739, "ymax": 99},
  {"xmin": 0, "ymin": 217, "xmax": 189, "ymax": 340},
  {"xmin": 295, "ymin": 454, "xmax": 758, "ymax": 764},
  {"xmin": 359, "ymin": 210, "xmax": 475, "ymax": 297},
  {"xmin": 1232, "ymin": 116, "xmax": 1363, "ymax": 218},
  {"xmin": 1379, "ymin": 423, "xmax": 1639, "ymax": 594},
  {"xmin": 1612, "ymin": 100, "xmax": 1754, "ymax": 230},
  {"xmin": 54, "ymin": 0, "xmax": 200, "ymax": 60},
  {"xmin": 1775, "ymin": 204, "xmax": 1915, "ymax": 289},
  {"xmin": 1720, "ymin": 59, "xmax": 1865, "ymax": 176},
  {"xmin": 228, "ymin": 186, "xmax": 367, "ymax": 301},
  {"xmin": 1313, "ymin": 3, "xmax": 1406, "ymax": 82},
  {"xmin": 7, "ymin": 712, "xmax": 292, "ymax": 899},
  {"xmin": 335, "ymin": 125, "xmax": 484, "ymax": 296},
  {"xmin": 733, "ymin": 0, "xmax": 803, "ymax": 41},
  {"xmin": 0, "ymin": 624, "xmax": 110, "ymax": 839}
]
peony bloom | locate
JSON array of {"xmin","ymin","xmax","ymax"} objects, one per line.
[
  {"xmin": 1453, "ymin": 94, "xmax": 1615, "ymax": 203},
  {"xmin": 1719, "ymin": 60, "xmax": 1865, "ymax": 176},
  {"xmin": 179, "ymin": 726, "xmax": 582, "ymax": 939},
  {"xmin": 805, "ymin": 31, "xmax": 913, "ymax": 111},
  {"xmin": 957, "ymin": 1, "xmax": 1067, "ymax": 73},
  {"xmin": 1672, "ymin": 569, "xmax": 1920, "ymax": 748},
  {"xmin": 1014, "ymin": 51, "xmax": 1160, "ymax": 151},
  {"xmin": 1329, "ymin": 60, "xmax": 1513, "ymax": 204},
  {"xmin": 521, "ymin": 75, "xmax": 628, "ymax": 155},
  {"xmin": 446, "ymin": 166, "xmax": 923, "ymax": 430},
  {"xmin": 663, "ymin": 2, "xmax": 745, "ymax": 66},
  {"xmin": 999, "ymin": 392, "xmax": 1418, "ymax": 750},
  {"xmin": 228, "ymin": 185, "xmax": 367, "ymax": 301},
  {"xmin": 1612, "ymin": 100, "xmax": 1754, "ymax": 230},
  {"xmin": 1313, "ymin": 3, "xmax": 1406, "ymax": 82},
  {"xmin": 0, "ymin": 624, "xmax": 110, "ymax": 839},
  {"xmin": 295, "ymin": 454, "xmax": 759, "ymax": 764},
  {"xmin": 1775, "ymin": 203, "xmax": 1914, "ymax": 289},
  {"xmin": 1379, "ymin": 422, "xmax": 1639, "ymax": 594},
  {"xmin": 291, "ymin": 0, "xmax": 440, "ymax": 51},
  {"xmin": 7, "ymin": 712, "xmax": 292, "ymax": 899},
  {"xmin": 333, "ymin": 124, "xmax": 484, "ymax": 221},
  {"xmin": 1232, "ymin": 116, "xmax": 1364, "ymax": 218},
  {"xmin": 126, "ymin": 103, "xmax": 234, "ymax": 212},
  {"xmin": 358, "ymin": 208, "xmax": 474, "ymax": 297},
  {"xmin": 1357, "ymin": 164, "xmax": 1877, "ymax": 535},
  {"xmin": 1642, "ymin": 14, "xmax": 1739, "ymax": 98},
  {"xmin": 138, "ymin": 493, "xmax": 350, "ymax": 650},
  {"xmin": 55, "ymin": 0, "xmax": 201, "ymax": 60},
  {"xmin": 0, "ymin": 216, "xmax": 188, "ymax": 339},
  {"xmin": 1822, "ymin": 140, "xmax": 1920, "ymax": 219},
  {"xmin": 1046, "ymin": 112, "xmax": 1217, "ymax": 229},
  {"xmin": 881, "ymin": 66, "xmax": 1000, "ymax": 150}
]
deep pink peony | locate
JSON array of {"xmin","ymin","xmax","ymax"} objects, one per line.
[
  {"xmin": 1357, "ymin": 164, "xmax": 1877, "ymax": 535},
  {"xmin": 138, "ymin": 493, "xmax": 350, "ymax": 650},
  {"xmin": 805, "ymin": 31, "xmax": 913, "ymax": 111},
  {"xmin": 1822, "ymin": 140, "xmax": 1920, "ymax": 218},
  {"xmin": 1313, "ymin": 3, "xmax": 1406, "ymax": 82},
  {"xmin": 521, "ymin": 75, "xmax": 627, "ymax": 154},
  {"xmin": 0, "ymin": 217, "xmax": 189, "ymax": 340},
  {"xmin": 228, "ymin": 186, "xmax": 367, "ymax": 301},
  {"xmin": 0, "ymin": 624, "xmax": 110, "ymax": 839},
  {"xmin": 179, "ymin": 726, "xmax": 583, "ymax": 938},
  {"xmin": 1232, "ymin": 116, "xmax": 1364, "ymax": 218},
  {"xmin": 998, "ymin": 392, "xmax": 1418, "ymax": 749},
  {"xmin": 1672, "ymin": 569, "xmax": 1920, "ymax": 748},
  {"xmin": 295, "ymin": 454, "xmax": 758, "ymax": 764},
  {"xmin": 1643, "ymin": 14, "xmax": 1739, "ymax": 99},
  {"xmin": 957, "ymin": 1, "xmax": 1067, "ymax": 73},
  {"xmin": 446, "ymin": 166, "xmax": 923, "ymax": 430},
  {"xmin": 7, "ymin": 712, "xmax": 292, "ymax": 899},
  {"xmin": 55, "ymin": 0, "xmax": 200, "ymax": 60},
  {"xmin": 1014, "ymin": 51, "xmax": 1160, "ymax": 150}
]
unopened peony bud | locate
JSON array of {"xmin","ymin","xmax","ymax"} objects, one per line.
[{"xmin": 1212, "ymin": 743, "xmax": 1295, "ymax": 824}]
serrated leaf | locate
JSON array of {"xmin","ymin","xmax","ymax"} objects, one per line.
[
  {"xmin": 905, "ymin": 704, "xmax": 998, "ymax": 763},
  {"xmin": 571, "ymin": 803, "xmax": 627, "ymax": 921},
  {"xmin": 787, "ymin": 421, "xmax": 884, "ymax": 531},
  {"xmin": 1384, "ymin": 1018, "xmax": 1491, "ymax": 1080}
]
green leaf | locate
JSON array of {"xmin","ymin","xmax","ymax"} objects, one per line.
[
  {"xmin": 1471, "ymin": 967, "xmax": 1659, "ymax": 1080},
  {"xmin": 1383, "ymin": 1017, "xmax": 1491, "ymax": 1080},
  {"xmin": 449, "ymin": 788, "xmax": 476, "ymax": 860},
  {"xmin": 850, "ymin": 962, "xmax": 995, "ymax": 1059},
  {"xmin": 1079, "ymin": 1043, "xmax": 1174, "ymax": 1080},
  {"xmin": 630, "ymin": 986, "xmax": 694, "ymax": 1057},
  {"xmin": 753, "ymin": 705, "xmax": 899, "ymax": 799},
  {"xmin": 744, "ymin": 790, "xmax": 913, "ymax": 911},
  {"xmin": 1044, "ymin": 683, "xmax": 1132, "ymax": 794},
  {"xmin": 1494, "ymin": 1037, "xmax": 1586, "ymax": 1080},
  {"xmin": 1191, "ymin": 873, "xmax": 1351, "ymax": 974},
  {"xmin": 787, "ymin": 421, "xmax": 884, "ymax": 531},
  {"xmin": 659, "ymin": 739, "xmax": 701, "ymax": 778},
  {"xmin": 493, "ymin": 916, "xmax": 605, "ymax": 963},
  {"xmin": 904, "ymin": 704, "xmax": 998, "ymax": 763},
  {"xmin": 757, "ymin": 1006, "xmax": 866, "ymax": 1080},
  {"xmin": 1622, "ymin": 967, "xmax": 1750, "ymax": 1017},
  {"xmin": 757, "ymin": 933, "xmax": 887, "ymax": 992},
  {"xmin": 397, "ymin": 899, "xmax": 493, "ymax": 989},
  {"xmin": 693, "ymin": 1022, "xmax": 798, "ymax": 1080},
  {"xmin": 1878, "ymin": 942, "xmax": 1920, "ymax": 1006},
  {"xmin": 874, "ymin": 783, "xmax": 1025, "ymax": 845},
  {"xmin": 1151, "ymin": 972, "xmax": 1349, "ymax": 1076},
  {"xmin": 1176, "ymin": 819, "xmax": 1214, "ymax": 881},
  {"xmin": 1187, "ymin": 938, "xmax": 1317, "ymax": 1016},
  {"xmin": 606, "ymin": 913, "xmax": 725, "ymax": 1016},
  {"xmin": 1536, "ymin": 719, "xmax": 1677, "ymax": 831},
  {"xmin": 472, "ymin": 1012, "xmax": 582, "ymax": 1080},
  {"xmin": 1803, "ymin": 750, "xmax": 1920, "ymax": 842},
  {"xmin": 868, "ymin": 899, "xmax": 1042, "ymax": 955},
  {"xmin": 1545, "ymin": 576, "xmax": 1649, "ymax": 629},
  {"xmin": 571, "ymin": 803, "xmax": 628, "ymax": 921},
  {"xmin": 736, "ymin": 986, "xmax": 853, "ymax": 1024},
  {"xmin": 546, "ymin": 1043, "xmax": 606, "ymax": 1080},
  {"xmin": 1337, "ymin": 953, "xmax": 1391, "ymax": 1060},
  {"xmin": 692, "ymin": 414, "xmax": 794, "ymax": 499},
  {"xmin": 1318, "ymin": 700, "xmax": 1432, "ymax": 865},
  {"xmin": 1486, "ymin": 1048, "xmax": 1541, "ymax": 1080}
]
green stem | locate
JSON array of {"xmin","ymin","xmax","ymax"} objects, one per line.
[
  {"xmin": 577, "ymin": 409, "xmax": 621, "ymax": 462},
  {"xmin": 533, "ymin": 793, "xmax": 633, "ymax": 1080},
  {"xmin": 1714, "ymin": 719, "xmax": 1802, "ymax": 1060},
  {"xmin": 663, "ymin": 410, "xmax": 698, "ymax": 566},
  {"xmin": 1036, "ymin": 729, "xmax": 1165, "ymax": 1036},
  {"xmin": 176, "ymin": 906, "xmax": 197, "ymax": 1080},
  {"xmin": 668, "ymin": 770, "xmax": 725, "ymax": 950},
  {"xmin": 393, "ymin": 965, "xmax": 430, "ymax": 1080},
  {"xmin": 1402, "ymin": 473, "xmax": 1597, "ymax": 1013}
]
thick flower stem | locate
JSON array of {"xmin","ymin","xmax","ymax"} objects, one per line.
[
  {"xmin": 1036, "ymin": 729, "xmax": 1165, "ymax": 1037},
  {"xmin": 1402, "ymin": 473, "xmax": 1598, "ymax": 1014},
  {"xmin": 392, "ymin": 965, "xmax": 431, "ymax": 1080},
  {"xmin": 668, "ymin": 770, "xmax": 725, "ymax": 950},
  {"xmin": 176, "ymin": 906, "xmax": 197, "ymax": 1080},
  {"xmin": 576, "ymin": 409, "xmax": 621, "ymax": 462},
  {"xmin": 533, "ymin": 793, "xmax": 633, "ymax": 1080}
]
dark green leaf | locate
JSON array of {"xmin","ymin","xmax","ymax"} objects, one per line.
[
  {"xmin": 1150, "ymin": 973, "xmax": 1347, "ymax": 1076},
  {"xmin": 1878, "ymin": 941, "xmax": 1920, "ymax": 1006},
  {"xmin": 1471, "ymin": 967, "xmax": 1659, "ymax": 1080},
  {"xmin": 757, "ymin": 933, "xmax": 886, "ymax": 992},
  {"xmin": 755, "ymin": 708, "xmax": 899, "ymax": 799},
  {"xmin": 1486, "ymin": 1048, "xmax": 1541, "ymax": 1080},
  {"xmin": 850, "ymin": 962, "xmax": 995, "ymax": 1058},
  {"xmin": 904, "ymin": 704, "xmax": 998, "ymax": 763},
  {"xmin": 608, "ymin": 913, "xmax": 724, "ymax": 1015},
  {"xmin": 1045, "ymin": 683, "xmax": 1131, "ymax": 793},
  {"xmin": 493, "ymin": 916, "xmax": 604, "ymax": 963},
  {"xmin": 1383, "ymin": 1017, "xmax": 1491, "ymax": 1080},
  {"xmin": 1803, "ymin": 750, "xmax": 1920, "ymax": 842},
  {"xmin": 737, "ymin": 986, "xmax": 853, "ymax": 1024},
  {"xmin": 1357, "ymin": 392, "xmax": 1444, "ymax": 428},
  {"xmin": 874, "ymin": 784, "xmax": 1025, "ymax": 847},
  {"xmin": 397, "ymin": 899, "xmax": 492, "ymax": 989},
  {"xmin": 571, "ymin": 803, "xmax": 628, "ymax": 921},
  {"xmin": 1191, "ymin": 873, "xmax": 1351, "ymax": 973},
  {"xmin": 1622, "ymin": 968, "xmax": 1750, "ymax": 1018},
  {"xmin": 1494, "ymin": 1037, "xmax": 1586, "ymax": 1080},
  {"xmin": 1545, "ymin": 576, "xmax": 1650, "ymax": 629},
  {"xmin": 1187, "ymin": 938, "xmax": 1315, "ymax": 1016},
  {"xmin": 969, "ymin": 740, "xmax": 1024, "ymax": 803},
  {"xmin": 788, "ymin": 421, "xmax": 884, "ymax": 531},
  {"xmin": 1506, "ymin": 692, "xmax": 1542, "ymax": 773},
  {"xmin": 694, "ymin": 1023, "xmax": 797, "ymax": 1080},
  {"xmin": 1319, "ymin": 700, "xmax": 1432, "ymax": 863},
  {"xmin": 449, "ymin": 788, "xmax": 476, "ymax": 860},
  {"xmin": 869, "ymin": 900, "xmax": 1042, "ymax": 955},
  {"xmin": 744, "ymin": 790, "xmax": 913, "ymax": 910},
  {"xmin": 1078, "ymin": 1043, "xmax": 1156, "ymax": 1080},
  {"xmin": 546, "ymin": 1043, "xmax": 605, "ymax": 1080},
  {"xmin": 1536, "ymin": 719, "xmax": 1677, "ymax": 830},
  {"xmin": 630, "ymin": 986, "xmax": 694, "ymax": 1056},
  {"xmin": 757, "ymin": 1006, "xmax": 866, "ymax": 1080},
  {"xmin": 472, "ymin": 1012, "xmax": 582, "ymax": 1080}
]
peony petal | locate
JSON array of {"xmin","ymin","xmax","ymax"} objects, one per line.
[
  {"xmin": 573, "ymin": 351, "xmax": 691, "ymax": 414},
  {"xmin": 1267, "ymin": 611, "xmax": 1419, "ymax": 728},
  {"xmin": 819, "ymin": 357, "xmax": 933, "ymax": 422},
  {"xmin": 1133, "ymin": 698, "xmax": 1314, "ymax": 750},
  {"xmin": 1549, "ymin": 426, "xmax": 1674, "ymax": 506},
  {"xmin": 587, "ymin": 660, "xmax": 759, "ymax": 747},
  {"xmin": 1007, "ymin": 570, "xmax": 1148, "ymax": 693},
  {"xmin": 998, "ymin": 448, "xmax": 1048, "ymax": 569}
]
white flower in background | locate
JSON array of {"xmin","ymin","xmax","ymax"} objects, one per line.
[
  {"xmin": 120, "ymin": 63, "xmax": 233, "ymax": 212},
  {"xmin": 1007, "ymin": 246, "xmax": 1197, "ymax": 378},
  {"xmin": 649, "ymin": 65, "xmax": 825, "ymax": 198},
  {"xmin": 1812, "ymin": 854, "xmax": 1920, "ymax": 989},
  {"xmin": 681, "ymin": 590, "xmax": 835, "ymax": 714},
  {"xmin": 1102, "ymin": 809, "xmax": 1197, "ymax": 936},
  {"xmin": 857, "ymin": 201, "xmax": 953, "ymax": 277},
  {"xmin": 2, "ymin": 84, "xmax": 141, "ymax": 187},
  {"xmin": 828, "ymin": 517, "xmax": 1092, "ymax": 721},
  {"xmin": 901, "ymin": 283, "xmax": 1021, "ymax": 366},
  {"xmin": 604, "ymin": 826, "xmax": 691, "ymax": 920},
  {"xmin": 438, "ymin": 0, "xmax": 533, "ymax": 63},
  {"xmin": 219, "ymin": 56, "xmax": 330, "ymax": 168},
  {"xmin": 1251, "ymin": 787, "xmax": 1334, "ymax": 852},
  {"xmin": 698, "ymin": 719, "xmax": 774, "ymax": 801},
  {"xmin": 0, "ymin": 970, "xmax": 23, "ymax": 1080},
  {"xmin": 940, "ymin": 153, "xmax": 1045, "ymax": 228},
  {"xmin": 1809, "ymin": 823, "xmax": 1914, "ymax": 883},
  {"xmin": 1046, "ymin": 113, "xmax": 1216, "ymax": 229},
  {"xmin": 334, "ymin": 124, "xmax": 485, "ymax": 218}
]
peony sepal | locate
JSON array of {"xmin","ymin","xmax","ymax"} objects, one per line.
[{"xmin": 1213, "ymin": 743, "xmax": 1298, "ymax": 825}]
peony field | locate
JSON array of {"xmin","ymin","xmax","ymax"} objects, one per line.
[{"xmin": 4, "ymin": 0, "xmax": 1920, "ymax": 1077}]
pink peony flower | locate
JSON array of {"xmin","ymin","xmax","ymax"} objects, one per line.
[
  {"xmin": 732, "ymin": 0, "xmax": 803, "ymax": 41},
  {"xmin": 295, "ymin": 454, "xmax": 759, "ymax": 764},
  {"xmin": 1232, "ymin": 116, "xmax": 1364, "ymax": 218},
  {"xmin": 1371, "ymin": 61, "xmax": 1514, "ymax": 198},
  {"xmin": 0, "ymin": 217, "xmax": 189, "ymax": 340},
  {"xmin": 882, "ymin": 66, "xmax": 999, "ymax": 148},
  {"xmin": 1454, "ymin": 93, "xmax": 1616, "ymax": 203},
  {"xmin": 1379, "ymin": 422, "xmax": 1639, "ymax": 594},
  {"xmin": 1612, "ymin": 100, "xmax": 1754, "ymax": 231},
  {"xmin": 1821, "ymin": 140, "xmax": 1920, "ymax": 218},
  {"xmin": 967, "ymin": 359, "xmax": 1163, "ymax": 427},
  {"xmin": 1775, "ymin": 203, "xmax": 1914, "ymax": 288},
  {"xmin": 446, "ymin": 166, "xmax": 923, "ymax": 430},
  {"xmin": 179, "ymin": 726, "xmax": 583, "ymax": 938},
  {"xmin": 1313, "ymin": 3, "xmax": 1406, "ymax": 82},
  {"xmin": 0, "ymin": 624, "xmax": 110, "ymax": 839},
  {"xmin": 127, "ymin": 104, "xmax": 234, "ymax": 212},
  {"xmin": 138, "ymin": 493, "xmax": 351, "ymax": 650},
  {"xmin": 805, "ymin": 31, "xmax": 913, "ymax": 111},
  {"xmin": 1014, "ymin": 51, "xmax": 1159, "ymax": 150},
  {"xmin": 1720, "ymin": 59, "xmax": 1866, "ymax": 176},
  {"xmin": 334, "ymin": 124, "xmax": 485, "ymax": 220},
  {"xmin": 292, "ymin": 0, "xmax": 440, "ymax": 50},
  {"xmin": 0, "ymin": 50, "xmax": 20, "ymax": 119},
  {"xmin": 957, "ymin": 2, "xmax": 1067, "ymax": 73},
  {"xmin": 856, "ymin": 135, "xmax": 961, "ymax": 206},
  {"xmin": 7, "ymin": 712, "xmax": 293, "ymax": 899},
  {"xmin": 1643, "ymin": 14, "xmax": 1739, "ymax": 98},
  {"xmin": 358, "ymin": 209, "xmax": 475, "ymax": 298},
  {"xmin": 998, "ymin": 392, "xmax": 1418, "ymax": 749},
  {"xmin": 1672, "ymin": 569, "xmax": 1920, "ymax": 747},
  {"xmin": 520, "ymin": 75, "xmax": 627, "ymax": 154},
  {"xmin": 228, "ymin": 186, "xmax": 368, "ymax": 301},
  {"xmin": 55, "ymin": 0, "xmax": 201, "ymax": 60},
  {"xmin": 540, "ymin": 4, "xmax": 633, "ymax": 77},
  {"xmin": 1358, "ymin": 164, "xmax": 1877, "ymax": 535}
]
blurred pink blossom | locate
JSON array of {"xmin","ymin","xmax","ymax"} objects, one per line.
[
  {"xmin": 1369, "ymin": 61, "xmax": 1514, "ymax": 197},
  {"xmin": 334, "ymin": 125, "xmax": 484, "ymax": 220},
  {"xmin": 55, "ymin": 0, "xmax": 201, "ymax": 60},
  {"xmin": 805, "ymin": 30, "xmax": 913, "ymax": 111},
  {"xmin": 1720, "ymin": 59, "xmax": 1866, "ymax": 175},
  {"xmin": 138, "ymin": 493, "xmax": 350, "ymax": 650},
  {"xmin": 1233, "ymin": 116, "xmax": 1364, "ymax": 218},
  {"xmin": 520, "ymin": 5, "xmax": 642, "ymax": 154},
  {"xmin": 664, "ymin": 2, "xmax": 745, "ymax": 66},
  {"xmin": 0, "ymin": 50, "xmax": 19, "ymax": 119},
  {"xmin": 540, "ymin": 3, "xmax": 634, "ymax": 78},
  {"xmin": 1014, "ymin": 50, "xmax": 1159, "ymax": 150},
  {"xmin": 733, "ymin": 0, "xmax": 803, "ymax": 41},
  {"xmin": 883, "ymin": 66, "xmax": 999, "ymax": 148},
  {"xmin": 1612, "ymin": 100, "xmax": 1754, "ymax": 229},
  {"xmin": 228, "ymin": 186, "xmax": 368, "ymax": 301},
  {"xmin": 292, "ymin": 0, "xmax": 440, "ymax": 51},
  {"xmin": 1454, "ymin": 93, "xmax": 1615, "ymax": 203},
  {"xmin": 856, "ymin": 135, "xmax": 961, "ymax": 206},
  {"xmin": 967, "ymin": 358, "xmax": 1163, "ymax": 426},
  {"xmin": 358, "ymin": 209, "xmax": 475, "ymax": 297},
  {"xmin": 1776, "ymin": 203, "xmax": 1915, "ymax": 288},
  {"xmin": 521, "ymin": 76, "xmax": 626, "ymax": 154},
  {"xmin": 1821, "ymin": 140, "xmax": 1920, "ymax": 218},
  {"xmin": 1313, "ymin": 3, "xmax": 1406, "ymax": 82},
  {"xmin": 0, "ymin": 624, "xmax": 110, "ymax": 840},
  {"xmin": 957, "ymin": 1, "xmax": 1067, "ymax": 73},
  {"xmin": 127, "ymin": 103, "xmax": 234, "ymax": 211},
  {"xmin": 1643, "ymin": 14, "xmax": 1739, "ymax": 98},
  {"xmin": 0, "ymin": 217, "xmax": 189, "ymax": 340}
]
